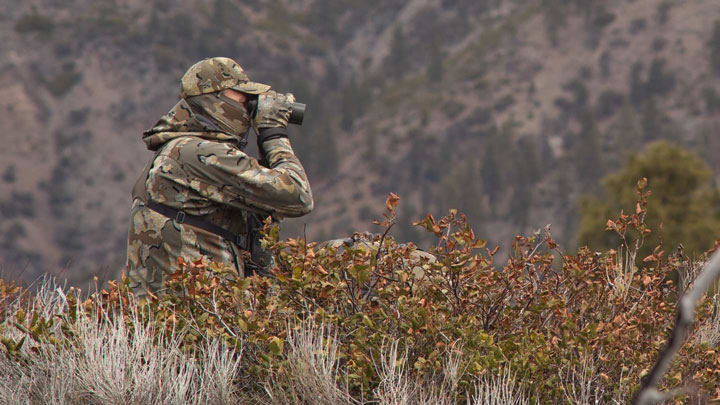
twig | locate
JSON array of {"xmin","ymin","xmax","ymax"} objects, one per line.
[
  {"xmin": 302, "ymin": 224, "xmax": 308, "ymax": 277},
  {"xmin": 364, "ymin": 223, "xmax": 396, "ymax": 300},
  {"xmin": 195, "ymin": 296, "xmax": 236, "ymax": 338},
  {"xmin": 340, "ymin": 268, "xmax": 359, "ymax": 314},
  {"xmin": 632, "ymin": 249, "xmax": 720, "ymax": 404}
]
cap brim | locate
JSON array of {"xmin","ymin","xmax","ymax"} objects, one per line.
[{"xmin": 232, "ymin": 81, "xmax": 271, "ymax": 95}]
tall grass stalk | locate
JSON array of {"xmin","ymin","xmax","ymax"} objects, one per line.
[
  {"xmin": 469, "ymin": 366, "xmax": 531, "ymax": 405},
  {"xmin": 694, "ymin": 293, "xmax": 720, "ymax": 347},
  {"xmin": 0, "ymin": 279, "xmax": 242, "ymax": 405},
  {"xmin": 260, "ymin": 319, "xmax": 356, "ymax": 404}
]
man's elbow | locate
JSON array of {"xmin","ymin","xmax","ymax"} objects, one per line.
[
  {"xmin": 297, "ymin": 191, "xmax": 314, "ymax": 216},
  {"xmin": 281, "ymin": 190, "xmax": 313, "ymax": 217}
]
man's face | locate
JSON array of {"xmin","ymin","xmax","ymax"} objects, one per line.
[{"xmin": 221, "ymin": 89, "xmax": 248, "ymax": 107}]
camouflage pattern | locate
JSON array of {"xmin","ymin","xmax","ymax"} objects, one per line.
[
  {"xmin": 179, "ymin": 57, "xmax": 271, "ymax": 99},
  {"xmin": 186, "ymin": 92, "xmax": 251, "ymax": 137},
  {"xmin": 127, "ymin": 95, "xmax": 313, "ymax": 297},
  {"xmin": 256, "ymin": 91, "xmax": 295, "ymax": 129}
]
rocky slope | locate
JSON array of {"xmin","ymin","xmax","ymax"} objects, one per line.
[{"xmin": 1, "ymin": 0, "xmax": 719, "ymax": 284}]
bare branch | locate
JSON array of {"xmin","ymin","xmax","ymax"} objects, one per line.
[{"xmin": 632, "ymin": 249, "xmax": 720, "ymax": 405}]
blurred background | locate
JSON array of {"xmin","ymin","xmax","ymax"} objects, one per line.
[{"xmin": 1, "ymin": 0, "xmax": 719, "ymax": 286}]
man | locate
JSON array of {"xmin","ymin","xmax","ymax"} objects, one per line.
[{"xmin": 126, "ymin": 57, "xmax": 313, "ymax": 297}]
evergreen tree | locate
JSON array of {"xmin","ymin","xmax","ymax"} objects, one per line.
[
  {"xmin": 387, "ymin": 26, "xmax": 409, "ymax": 78},
  {"xmin": 578, "ymin": 141, "xmax": 720, "ymax": 258},
  {"xmin": 646, "ymin": 58, "xmax": 675, "ymax": 97},
  {"xmin": 481, "ymin": 127, "xmax": 512, "ymax": 207},
  {"xmin": 574, "ymin": 110, "xmax": 604, "ymax": 187},
  {"xmin": 340, "ymin": 76, "xmax": 370, "ymax": 130},
  {"xmin": 427, "ymin": 42, "xmax": 445, "ymax": 81},
  {"xmin": 710, "ymin": 20, "xmax": 720, "ymax": 76},
  {"xmin": 629, "ymin": 62, "xmax": 646, "ymax": 106},
  {"xmin": 541, "ymin": 0, "xmax": 567, "ymax": 47}
]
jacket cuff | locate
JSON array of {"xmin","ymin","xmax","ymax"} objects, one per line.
[{"xmin": 258, "ymin": 127, "xmax": 289, "ymax": 144}]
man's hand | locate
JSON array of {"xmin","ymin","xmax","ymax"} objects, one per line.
[{"xmin": 255, "ymin": 91, "xmax": 296, "ymax": 129}]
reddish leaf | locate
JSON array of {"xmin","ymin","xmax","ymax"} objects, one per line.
[{"xmin": 385, "ymin": 192, "xmax": 400, "ymax": 212}]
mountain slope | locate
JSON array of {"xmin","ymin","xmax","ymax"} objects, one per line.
[{"xmin": 1, "ymin": 0, "xmax": 719, "ymax": 283}]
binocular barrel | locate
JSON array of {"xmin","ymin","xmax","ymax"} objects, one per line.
[
  {"xmin": 246, "ymin": 98, "xmax": 305, "ymax": 126},
  {"xmin": 289, "ymin": 102, "xmax": 305, "ymax": 126}
]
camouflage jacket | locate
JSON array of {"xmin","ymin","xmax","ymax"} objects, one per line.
[{"xmin": 126, "ymin": 99, "xmax": 313, "ymax": 297}]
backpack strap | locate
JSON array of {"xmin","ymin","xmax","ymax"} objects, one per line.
[
  {"xmin": 145, "ymin": 200, "xmax": 248, "ymax": 249},
  {"xmin": 132, "ymin": 150, "xmax": 249, "ymax": 249}
]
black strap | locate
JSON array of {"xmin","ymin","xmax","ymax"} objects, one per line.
[
  {"xmin": 257, "ymin": 127, "xmax": 289, "ymax": 144},
  {"xmin": 145, "ymin": 200, "xmax": 247, "ymax": 249}
]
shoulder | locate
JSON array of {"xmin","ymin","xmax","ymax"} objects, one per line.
[{"xmin": 160, "ymin": 136, "xmax": 247, "ymax": 163}]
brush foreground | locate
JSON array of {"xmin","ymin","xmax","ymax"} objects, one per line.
[{"xmin": 1, "ymin": 192, "xmax": 720, "ymax": 404}]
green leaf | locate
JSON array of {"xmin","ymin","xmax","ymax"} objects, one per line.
[
  {"xmin": 292, "ymin": 265, "xmax": 303, "ymax": 281},
  {"xmin": 362, "ymin": 315, "xmax": 375, "ymax": 329},
  {"xmin": 268, "ymin": 336, "xmax": 284, "ymax": 355},
  {"xmin": 197, "ymin": 312, "xmax": 209, "ymax": 325},
  {"xmin": 350, "ymin": 264, "xmax": 371, "ymax": 284},
  {"xmin": 236, "ymin": 317, "xmax": 248, "ymax": 333},
  {"xmin": 238, "ymin": 278, "xmax": 251, "ymax": 291},
  {"xmin": 15, "ymin": 309, "xmax": 25, "ymax": 324}
]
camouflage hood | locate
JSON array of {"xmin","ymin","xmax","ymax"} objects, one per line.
[{"xmin": 142, "ymin": 98, "xmax": 241, "ymax": 151}]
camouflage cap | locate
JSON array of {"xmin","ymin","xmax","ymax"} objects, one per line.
[{"xmin": 179, "ymin": 57, "xmax": 271, "ymax": 99}]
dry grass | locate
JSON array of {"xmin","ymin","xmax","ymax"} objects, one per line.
[
  {"xmin": 260, "ymin": 319, "xmax": 356, "ymax": 405},
  {"xmin": 694, "ymin": 293, "xmax": 720, "ymax": 348},
  {"xmin": 608, "ymin": 245, "xmax": 639, "ymax": 303},
  {"xmin": 470, "ymin": 367, "xmax": 531, "ymax": 405},
  {"xmin": 0, "ymin": 278, "xmax": 621, "ymax": 404},
  {"xmin": 0, "ymin": 279, "xmax": 242, "ymax": 405}
]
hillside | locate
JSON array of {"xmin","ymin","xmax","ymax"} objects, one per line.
[{"xmin": 1, "ymin": 0, "xmax": 719, "ymax": 284}]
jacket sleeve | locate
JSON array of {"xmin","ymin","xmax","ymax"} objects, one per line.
[{"xmin": 171, "ymin": 137, "xmax": 313, "ymax": 217}]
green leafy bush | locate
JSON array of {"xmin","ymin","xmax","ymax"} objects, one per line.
[{"xmin": 2, "ymin": 191, "xmax": 720, "ymax": 403}]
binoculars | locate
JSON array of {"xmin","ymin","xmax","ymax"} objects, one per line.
[
  {"xmin": 246, "ymin": 98, "xmax": 306, "ymax": 126},
  {"xmin": 288, "ymin": 102, "xmax": 306, "ymax": 125}
]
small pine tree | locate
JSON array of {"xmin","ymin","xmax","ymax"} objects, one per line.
[
  {"xmin": 2, "ymin": 165, "xmax": 16, "ymax": 184},
  {"xmin": 574, "ymin": 110, "xmax": 604, "ymax": 186},
  {"xmin": 386, "ymin": 26, "xmax": 409, "ymax": 78},
  {"xmin": 541, "ymin": 0, "xmax": 567, "ymax": 47},
  {"xmin": 709, "ymin": 20, "xmax": 720, "ymax": 77},
  {"xmin": 427, "ymin": 42, "xmax": 444, "ymax": 81},
  {"xmin": 578, "ymin": 141, "xmax": 720, "ymax": 258},
  {"xmin": 340, "ymin": 77, "xmax": 370, "ymax": 130}
]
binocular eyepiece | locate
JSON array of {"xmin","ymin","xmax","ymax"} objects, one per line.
[{"xmin": 246, "ymin": 98, "xmax": 306, "ymax": 126}]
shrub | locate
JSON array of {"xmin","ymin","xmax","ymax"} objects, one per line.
[
  {"xmin": 441, "ymin": 99, "xmax": 466, "ymax": 119},
  {"xmin": 628, "ymin": 18, "xmax": 647, "ymax": 35},
  {"xmin": 595, "ymin": 90, "xmax": 625, "ymax": 118},
  {"xmin": 14, "ymin": 14, "xmax": 55, "ymax": 36},
  {"xmin": 629, "ymin": 58, "xmax": 676, "ymax": 107},
  {"xmin": 657, "ymin": 1, "xmax": 673, "ymax": 25},
  {"xmin": 598, "ymin": 50, "xmax": 611, "ymax": 78},
  {"xmin": 2, "ymin": 165, "xmax": 16, "ymax": 184},
  {"xmin": 493, "ymin": 94, "xmax": 515, "ymax": 113},
  {"xmin": 592, "ymin": 8, "xmax": 615, "ymax": 29},
  {"xmin": 703, "ymin": 86, "xmax": 720, "ymax": 114},
  {"xmin": 45, "ymin": 71, "xmax": 83, "ymax": 98},
  {"xmin": 2, "ymin": 194, "xmax": 720, "ymax": 403},
  {"xmin": 652, "ymin": 36, "xmax": 667, "ymax": 52},
  {"xmin": 0, "ymin": 191, "xmax": 36, "ymax": 218}
]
